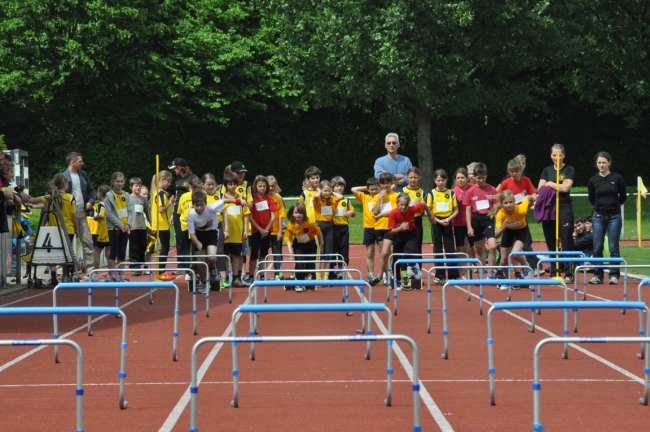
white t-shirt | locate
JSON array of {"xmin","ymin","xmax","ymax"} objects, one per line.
[
  {"xmin": 187, "ymin": 201, "xmax": 226, "ymax": 235},
  {"xmin": 69, "ymin": 172, "xmax": 84, "ymax": 212}
]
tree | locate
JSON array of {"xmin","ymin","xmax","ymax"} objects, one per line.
[{"xmin": 261, "ymin": 0, "xmax": 573, "ymax": 190}]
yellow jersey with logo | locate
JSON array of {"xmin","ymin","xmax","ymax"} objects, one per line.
[
  {"xmin": 374, "ymin": 192, "xmax": 399, "ymax": 230},
  {"xmin": 495, "ymin": 198, "xmax": 529, "ymax": 230},
  {"xmin": 220, "ymin": 181, "xmax": 252, "ymax": 202},
  {"xmin": 151, "ymin": 189, "xmax": 170, "ymax": 231},
  {"xmin": 284, "ymin": 220, "xmax": 321, "ymax": 244},
  {"xmin": 223, "ymin": 202, "xmax": 250, "ymax": 244},
  {"xmin": 333, "ymin": 197, "xmax": 354, "ymax": 226},
  {"xmin": 355, "ymin": 192, "xmax": 378, "ymax": 229},
  {"xmin": 403, "ymin": 187, "xmax": 424, "ymax": 217},
  {"xmin": 177, "ymin": 190, "xmax": 193, "ymax": 233},
  {"xmin": 313, "ymin": 196, "xmax": 339, "ymax": 223},
  {"xmin": 88, "ymin": 203, "xmax": 99, "ymax": 235},
  {"xmin": 271, "ymin": 193, "xmax": 286, "ymax": 235},
  {"xmin": 426, "ymin": 188, "xmax": 457, "ymax": 219},
  {"xmin": 299, "ymin": 188, "xmax": 318, "ymax": 222},
  {"xmin": 112, "ymin": 191, "xmax": 129, "ymax": 226},
  {"xmin": 96, "ymin": 203, "xmax": 109, "ymax": 243}
]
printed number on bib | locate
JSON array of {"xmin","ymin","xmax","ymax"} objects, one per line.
[
  {"xmin": 255, "ymin": 200, "xmax": 269, "ymax": 211},
  {"xmin": 476, "ymin": 200, "xmax": 489, "ymax": 211},
  {"xmin": 296, "ymin": 234, "xmax": 309, "ymax": 243},
  {"xmin": 320, "ymin": 206, "xmax": 333, "ymax": 216},
  {"xmin": 228, "ymin": 206, "xmax": 241, "ymax": 215},
  {"xmin": 435, "ymin": 202, "xmax": 449, "ymax": 212}
]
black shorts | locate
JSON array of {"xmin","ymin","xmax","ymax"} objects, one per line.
[
  {"xmin": 224, "ymin": 242, "xmax": 243, "ymax": 256},
  {"xmin": 195, "ymin": 229, "xmax": 219, "ymax": 249},
  {"xmin": 471, "ymin": 213, "xmax": 495, "ymax": 240},
  {"xmin": 452, "ymin": 225, "xmax": 475, "ymax": 247},
  {"xmin": 92, "ymin": 234, "xmax": 98, "ymax": 248},
  {"xmin": 374, "ymin": 229, "xmax": 391, "ymax": 243},
  {"xmin": 363, "ymin": 228, "xmax": 380, "ymax": 246},
  {"xmin": 95, "ymin": 240, "xmax": 110, "ymax": 249},
  {"xmin": 500, "ymin": 226, "xmax": 531, "ymax": 249}
]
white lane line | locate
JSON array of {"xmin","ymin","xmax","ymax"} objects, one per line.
[
  {"xmin": 0, "ymin": 291, "xmax": 153, "ymax": 373},
  {"xmin": 0, "ymin": 289, "xmax": 52, "ymax": 307},
  {"xmin": 158, "ymin": 299, "xmax": 249, "ymax": 432},
  {"xmin": 357, "ymin": 287, "xmax": 455, "ymax": 432},
  {"xmin": 454, "ymin": 286, "xmax": 646, "ymax": 384},
  {"xmin": 0, "ymin": 378, "xmax": 637, "ymax": 388}
]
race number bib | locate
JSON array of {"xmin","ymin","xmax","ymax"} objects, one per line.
[
  {"xmin": 116, "ymin": 208, "xmax": 128, "ymax": 219},
  {"xmin": 367, "ymin": 202, "xmax": 374, "ymax": 211},
  {"xmin": 435, "ymin": 202, "xmax": 449, "ymax": 212},
  {"xmin": 255, "ymin": 200, "xmax": 269, "ymax": 211},
  {"xmin": 514, "ymin": 193, "xmax": 525, "ymax": 204},
  {"xmin": 227, "ymin": 206, "xmax": 241, "ymax": 215},
  {"xmin": 335, "ymin": 207, "xmax": 346, "ymax": 216},
  {"xmin": 409, "ymin": 199, "xmax": 418, "ymax": 207},
  {"xmin": 134, "ymin": 204, "xmax": 144, "ymax": 213},
  {"xmin": 296, "ymin": 234, "xmax": 309, "ymax": 243},
  {"xmin": 509, "ymin": 221, "xmax": 522, "ymax": 228},
  {"xmin": 380, "ymin": 202, "xmax": 392, "ymax": 212},
  {"xmin": 476, "ymin": 200, "xmax": 489, "ymax": 211},
  {"xmin": 320, "ymin": 206, "xmax": 333, "ymax": 216}
]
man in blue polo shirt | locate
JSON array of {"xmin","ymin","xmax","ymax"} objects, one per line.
[{"xmin": 373, "ymin": 133, "xmax": 412, "ymax": 192}]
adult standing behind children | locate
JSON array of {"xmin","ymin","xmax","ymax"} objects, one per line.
[
  {"xmin": 168, "ymin": 158, "xmax": 198, "ymax": 271},
  {"xmin": 374, "ymin": 133, "xmax": 412, "ymax": 192},
  {"xmin": 63, "ymin": 152, "xmax": 96, "ymax": 280},
  {"xmin": 538, "ymin": 143, "xmax": 576, "ymax": 283}
]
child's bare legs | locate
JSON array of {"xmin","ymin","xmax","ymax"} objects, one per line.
[
  {"xmin": 207, "ymin": 245, "xmax": 217, "ymax": 279},
  {"xmin": 365, "ymin": 244, "xmax": 375, "ymax": 278},
  {"xmin": 474, "ymin": 240, "xmax": 486, "ymax": 274},
  {"xmin": 379, "ymin": 239, "xmax": 392, "ymax": 283}
]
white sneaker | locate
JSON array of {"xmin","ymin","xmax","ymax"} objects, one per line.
[
  {"xmin": 381, "ymin": 272, "xmax": 388, "ymax": 285},
  {"xmin": 412, "ymin": 264, "xmax": 422, "ymax": 280},
  {"xmin": 90, "ymin": 274, "xmax": 99, "ymax": 282},
  {"xmin": 499, "ymin": 284, "xmax": 509, "ymax": 291},
  {"xmin": 185, "ymin": 274, "xmax": 191, "ymax": 281},
  {"xmin": 295, "ymin": 286, "xmax": 305, "ymax": 292},
  {"xmin": 406, "ymin": 266, "xmax": 415, "ymax": 279}
]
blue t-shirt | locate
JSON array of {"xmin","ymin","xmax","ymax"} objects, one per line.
[{"xmin": 374, "ymin": 155, "xmax": 412, "ymax": 192}]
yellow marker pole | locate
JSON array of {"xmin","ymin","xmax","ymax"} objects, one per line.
[
  {"xmin": 155, "ymin": 155, "xmax": 160, "ymax": 243},
  {"xmin": 555, "ymin": 153, "xmax": 560, "ymax": 275},
  {"xmin": 639, "ymin": 188, "xmax": 642, "ymax": 247}
]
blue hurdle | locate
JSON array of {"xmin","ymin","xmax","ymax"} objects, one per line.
[
  {"xmin": 151, "ymin": 255, "xmax": 232, "ymax": 303},
  {"xmin": 392, "ymin": 258, "xmax": 477, "ymax": 316},
  {"xmin": 189, "ymin": 334, "xmax": 421, "ymax": 432},
  {"xmin": 248, "ymin": 268, "xmax": 368, "ymax": 334},
  {"xmin": 0, "ymin": 339, "xmax": 84, "ymax": 431},
  {"xmin": 247, "ymin": 279, "xmax": 375, "ymax": 357},
  {"xmin": 54, "ymin": 282, "xmax": 180, "ymax": 361},
  {"xmin": 532, "ymin": 336, "xmax": 650, "ymax": 431},
  {"xmin": 487, "ymin": 301, "xmax": 650, "ymax": 406},
  {"xmin": 388, "ymin": 252, "xmax": 469, "ymax": 293},
  {"xmin": 441, "ymin": 279, "xmax": 568, "ymax": 359},
  {"xmin": 0, "ymin": 306, "xmax": 129, "ymax": 409}
]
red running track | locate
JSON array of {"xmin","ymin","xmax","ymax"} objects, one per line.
[{"xmin": 0, "ymin": 244, "xmax": 649, "ymax": 431}]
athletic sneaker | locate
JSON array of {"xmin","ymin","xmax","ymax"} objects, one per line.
[
  {"xmin": 564, "ymin": 275, "xmax": 574, "ymax": 284},
  {"xmin": 232, "ymin": 277, "xmax": 245, "ymax": 287},
  {"xmin": 401, "ymin": 277, "xmax": 411, "ymax": 291},
  {"xmin": 438, "ymin": 278, "xmax": 447, "ymax": 286},
  {"xmin": 499, "ymin": 284, "xmax": 510, "ymax": 291},
  {"xmin": 495, "ymin": 270, "xmax": 506, "ymax": 279},
  {"xmin": 381, "ymin": 273, "xmax": 388, "ymax": 286},
  {"xmin": 185, "ymin": 273, "xmax": 191, "ymax": 281},
  {"xmin": 43, "ymin": 278, "xmax": 58, "ymax": 287},
  {"xmin": 295, "ymin": 286, "xmax": 305, "ymax": 292},
  {"xmin": 369, "ymin": 277, "xmax": 380, "ymax": 287},
  {"xmin": 80, "ymin": 275, "xmax": 91, "ymax": 282},
  {"xmin": 589, "ymin": 276, "xmax": 604, "ymax": 284},
  {"xmin": 196, "ymin": 283, "xmax": 207, "ymax": 294},
  {"xmin": 144, "ymin": 270, "xmax": 151, "ymax": 275},
  {"xmin": 90, "ymin": 273, "xmax": 99, "ymax": 282},
  {"xmin": 407, "ymin": 266, "xmax": 415, "ymax": 279},
  {"xmin": 220, "ymin": 279, "xmax": 231, "ymax": 290},
  {"xmin": 522, "ymin": 268, "xmax": 532, "ymax": 279},
  {"xmin": 411, "ymin": 264, "xmax": 422, "ymax": 280},
  {"xmin": 243, "ymin": 274, "xmax": 254, "ymax": 285},
  {"xmin": 210, "ymin": 268, "xmax": 218, "ymax": 279},
  {"xmin": 609, "ymin": 276, "xmax": 619, "ymax": 285}
]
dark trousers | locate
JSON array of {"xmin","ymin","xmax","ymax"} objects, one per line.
[
  {"xmin": 316, "ymin": 221, "xmax": 333, "ymax": 261},
  {"xmin": 158, "ymin": 230, "xmax": 170, "ymax": 269},
  {"xmin": 330, "ymin": 224, "xmax": 350, "ymax": 270},
  {"xmin": 174, "ymin": 217, "xmax": 189, "ymax": 269},
  {"xmin": 129, "ymin": 229, "xmax": 147, "ymax": 268},
  {"xmin": 108, "ymin": 229, "xmax": 129, "ymax": 261},
  {"xmin": 393, "ymin": 229, "xmax": 418, "ymax": 277},
  {"xmin": 431, "ymin": 223, "xmax": 460, "ymax": 279},
  {"xmin": 249, "ymin": 231, "xmax": 272, "ymax": 261},
  {"xmin": 294, "ymin": 240, "xmax": 317, "ymax": 280},
  {"xmin": 541, "ymin": 204, "xmax": 575, "ymax": 276},
  {"xmin": 217, "ymin": 222, "xmax": 227, "ymax": 272}
]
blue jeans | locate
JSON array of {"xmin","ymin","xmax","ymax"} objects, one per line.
[{"xmin": 591, "ymin": 212, "xmax": 622, "ymax": 277}]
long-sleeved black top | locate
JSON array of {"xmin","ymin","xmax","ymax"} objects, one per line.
[{"xmin": 587, "ymin": 172, "xmax": 626, "ymax": 215}]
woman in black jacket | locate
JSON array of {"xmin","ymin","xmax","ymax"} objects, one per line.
[{"xmin": 587, "ymin": 151, "xmax": 626, "ymax": 285}]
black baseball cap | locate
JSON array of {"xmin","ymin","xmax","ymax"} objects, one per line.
[
  {"xmin": 168, "ymin": 158, "xmax": 187, "ymax": 169},
  {"xmin": 231, "ymin": 161, "xmax": 247, "ymax": 173}
]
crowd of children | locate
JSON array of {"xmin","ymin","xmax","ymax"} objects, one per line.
[{"xmin": 30, "ymin": 141, "xmax": 620, "ymax": 292}]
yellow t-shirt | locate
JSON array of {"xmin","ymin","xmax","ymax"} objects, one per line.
[
  {"xmin": 426, "ymin": 188, "xmax": 457, "ymax": 219},
  {"xmin": 42, "ymin": 192, "xmax": 76, "ymax": 235},
  {"xmin": 151, "ymin": 189, "xmax": 170, "ymax": 231},
  {"xmin": 220, "ymin": 182, "xmax": 252, "ymax": 202},
  {"xmin": 87, "ymin": 203, "xmax": 99, "ymax": 235},
  {"xmin": 224, "ymin": 202, "xmax": 250, "ymax": 244},
  {"xmin": 374, "ymin": 192, "xmax": 399, "ymax": 230},
  {"xmin": 496, "ymin": 198, "xmax": 529, "ymax": 230},
  {"xmin": 271, "ymin": 193, "xmax": 286, "ymax": 235},
  {"xmin": 284, "ymin": 220, "xmax": 321, "ymax": 244},
  {"xmin": 313, "ymin": 196, "xmax": 339, "ymax": 223},
  {"xmin": 111, "ymin": 190, "xmax": 129, "ymax": 226},
  {"xmin": 299, "ymin": 188, "xmax": 318, "ymax": 222},
  {"xmin": 403, "ymin": 187, "xmax": 425, "ymax": 217},
  {"xmin": 177, "ymin": 191, "xmax": 193, "ymax": 233},
  {"xmin": 355, "ymin": 192, "xmax": 378, "ymax": 229},
  {"xmin": 333, "ymin": 198, "xmax": 354, "ymax": 226},
  {"xmin": 95, "ymin": 203, "xmax": 109, "ymax": 243}
]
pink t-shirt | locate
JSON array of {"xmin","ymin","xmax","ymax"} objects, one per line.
[
  {"xmin": 462, "ymin": 184, "xmax": 498, "ymax": 215},
  {"xmin": 452, "ymin": 184, "xmax": 472, "ymax": 226}
]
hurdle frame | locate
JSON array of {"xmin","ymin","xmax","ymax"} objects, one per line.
[
  {"xmin": 388, "ymin": 252, "xmax": 470, "ymax": 292},
  {"xmin": 487, "ymin": 300, "xmax": 650, "ymax": 405},
  {"xmin": 0, "ymin": 339, "xmax": 84, "ymax": 431},
  {"xmin": 532, "ymin": 336, "xmax": 650, "ymax": 432},
  {"xmin": 637, "ymin": 278, "xmax": 650, "ymax": 358},
  {"xmin": 54, "ymin": 282, "xmax": 179, "ymax": 361},
  {"xmin": 247, "ymin": 279, "xmax": 377, "ymax": 358},
  {"xmin": 153, "ymin": 254, "xmax": 233, "ymax": 302},
  {"xmin": 189, "ymin": 333, "xmax": 420, "ymax": 432},
  {"xmin": 0, "ymin": 306, "xmax": 129, "ymax": 409},
  {"xmin": 441, "ymin": 279, "xmax": 568, "ymax": 359}
]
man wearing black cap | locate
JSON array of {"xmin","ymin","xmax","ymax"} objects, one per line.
[{"xmin": 169, "ymin": 158, "xmax": 199, "ymax": 271}]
